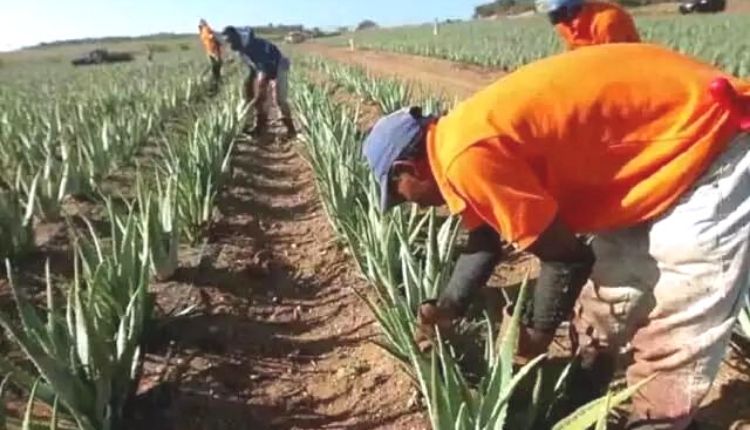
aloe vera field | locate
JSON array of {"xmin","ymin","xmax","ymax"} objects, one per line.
[{"xmin": 1, "ymin": 4, "xmax": 750, "ymax": 430}]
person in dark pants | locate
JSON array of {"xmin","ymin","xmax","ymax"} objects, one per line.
[{"xmin": 221, "ymin": 26, "xmax": 296, "ymax": 138}]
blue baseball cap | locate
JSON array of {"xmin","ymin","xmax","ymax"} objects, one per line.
[
  {"xmin": 362, "ymin": 107, "xmax": 430, "ymax": 211},
  {"xmin": 544, "ymin": 0, "xmax": 583, "ymax": 11}
]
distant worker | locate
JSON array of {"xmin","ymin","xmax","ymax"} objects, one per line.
[
  {"xmin": 198, "ymin": 19, "xmax": 223, "ymax": 87},
  {"xmin": 540, "ymin": 0, "xmax": 640, "ymax": 50},
  {"xmin": 362, "ymin": 43, "xmax": 750, "ymax": 429},
  {"xmin": 221, "ymin": 26, "xmax": 296, "ymax": 138}
]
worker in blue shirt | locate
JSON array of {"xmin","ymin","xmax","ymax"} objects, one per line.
[{"xmin": 221, "ymin": 26, "xmax": 296, "ymax": 137}]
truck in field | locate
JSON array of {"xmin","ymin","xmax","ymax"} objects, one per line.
[
  {"xmin": 71, "ymin": 49, "xmax": 135, "ymax": 66},
  {"xmin": 679, "ymin": 0, "xmax": 726, "ymax": 14}
]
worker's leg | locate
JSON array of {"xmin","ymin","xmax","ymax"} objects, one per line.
[
  {"xmin": 625, "ymin": 133, "xmax": 750, "ymax": 429},
  {"xmin": 571, "ymin": 133, "xmax": 750, "ymax": 429},
  {"xmin": 243, "ymin": 70, "xmax": 256, "ymax": 104},
  {"xmin": 208, "ymin": 56, "xmax": 221, "ymax": 92},
  {"xmin": 244, "ymin": 69, "xmax": 269, "ymax": 136},
  {"xmin": 210, "ymin": 56, "xmax": 222, "ymax": 82},
  {"xmin": 273, "ymin": 57, "xmax": 295, "ymax": 136},
  {"xmin": 567, "ymin": 224, "xmax": 657, "ymax": 412}
]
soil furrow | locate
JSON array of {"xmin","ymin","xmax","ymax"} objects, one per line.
[{"xmin": 130, "ymin": 128, "xmax": 427, "ymax": 429}]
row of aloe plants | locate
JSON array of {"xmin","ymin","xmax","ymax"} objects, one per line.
[
  {"xmin": 323, "ymin": 15, "xmax": 750, "ymax": 76},
  {"xmin": 0, "ymin": 62, "xmax": 209, "ymax": 263},
  {"xmin": 0, "ymin": 62, "xmax": 247, "ymax": 428}
]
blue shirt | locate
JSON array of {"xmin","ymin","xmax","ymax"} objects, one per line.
[{"xmin": 235, "ymin": 28, "xmax": 284, "ymax": 78}]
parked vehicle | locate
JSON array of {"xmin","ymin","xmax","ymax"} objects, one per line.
[
  {"xmin": 679, "ymin": 0, "xmax": 726, "ymax": 14},
  {"xmin": 71, "ymin": 49, "xmax": 134, "ymax": 66},
  {"xmin": 285, "ymin": 31, "xmax": 306, "ymax": 44}
]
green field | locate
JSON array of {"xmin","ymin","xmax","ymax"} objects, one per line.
[
  {"xmin": 324, "ymin": 14, "xmax": 750, "ymax": 75},
  {"xmin": 1, "ymin": 11, "xmax": 749, "ymax": 430}
]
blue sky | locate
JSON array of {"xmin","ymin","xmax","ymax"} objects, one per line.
[{"xmin": 0, "ymin": 0, "xmax": 478, "ymax": 51}]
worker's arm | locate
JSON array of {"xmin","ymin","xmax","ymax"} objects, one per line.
[
  {"xmin": 437, "ymin": 224, "xmax": 505, "ymax": 315},
  {"xmin": 447, "ymin": 141, "xmax": 594, "ymax": 356},
  {"xmin": 526, "ymin": 217, "xmax": 594, "ymax": 331}
]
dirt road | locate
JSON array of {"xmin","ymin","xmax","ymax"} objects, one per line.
[{"xmin": 300, "ymin": 43, "xmax": 506, "ymax": 99}]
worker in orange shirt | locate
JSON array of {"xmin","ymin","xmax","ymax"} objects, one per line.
[
  {"xmin": 362, "ymin": 44, "xmax": 750, "ymax": 429},
  {"xmin": 541, "ymin": 0, "xmax": 640, "ymax": 50},
  {"xmin": 198, "ymin": 19, "xmax": 222, "ymax": 88}
]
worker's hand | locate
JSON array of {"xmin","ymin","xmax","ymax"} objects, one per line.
[{"xmin": 414, "ymin": 300, "xmax": 457, "ymax": 353}]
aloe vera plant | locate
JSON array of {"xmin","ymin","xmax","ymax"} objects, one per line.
[
  {"xmin": 136, "ymin": 173, "xmax": 180, "ymax": 281},
  {"xmin": 0, "ymin": 199, "xmax": 151, "ymax": 430},
  {"xmin": 0, "ymin": 175, "xmax": 37, "ymax": 260},
  {"xmin": 738, "ymin": 296, "xmax": 750, "ymax": 340},
  {"xmin": 159, "ymin": 92, "xmax": 245, "ymax": 244},
  {"xmin": 0, "ymin": 376, "xmax": 65, "ymax": 430},
  {"xmin": 15, "ymin": 152, "xmax": 69, "ymax": 222}
]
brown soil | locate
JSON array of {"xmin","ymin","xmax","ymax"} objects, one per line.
[
  {"xmin": 126, "ymin": 128, "xmax": 426, "ymax": 429},
  {"xmin": 298, "ymin": 44, "xmax": 506, "ymax": 100},
  {"xmin": 727, "ymin": 0, "xmax": 750, "ymax": 12},
  {"xmin": 296, "ymin": 45, "xmax": 750, "ymax": 429}
]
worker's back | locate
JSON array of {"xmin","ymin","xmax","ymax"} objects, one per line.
[
  {"xmin": 554, "ymin": 1, "xmax": 640, "ymax": 50},
  {"xmin": 429, "ymin": 44, "xmax": 748, "ymax": 239},
  {"xmin": 199, "ymin": 24, "xmax": 221, "ymax": 57}
]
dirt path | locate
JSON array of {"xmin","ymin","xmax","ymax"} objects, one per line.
[
  {"xmin": 300, "ymin": 43, "xmax": 505, "ymax": 99},
  {"xmin": 130, "ymin": 129, "xmax": 426, "ymax": 429}
]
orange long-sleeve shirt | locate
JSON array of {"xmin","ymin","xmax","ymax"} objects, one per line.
[
  {"xmin": 427, "ymin": 44, "xmax": 748, "ymax": 249},
  {"xmin": 555, "ymin": 1, "xmax": 640, "ymax": 50},
  {"xmin": 199, "ymin": 24, "xmax": 221, "ymax": 58}
]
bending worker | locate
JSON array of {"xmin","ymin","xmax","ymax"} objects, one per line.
[
  {"xmin": 221, "ymin": 26, "xmax": 296, "ymax": 137},
  {"xmin": 198, "ymin": 19, "xmax": 222, "ymax": 87},
  {"xmin": 362, "ymin": 43, "xmax": 750, "ymax": 430},
  {"xmin": 541, "ymin": 0, "xmax": 640, "ymax": 50}
]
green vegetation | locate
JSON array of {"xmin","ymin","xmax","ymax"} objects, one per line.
[
  {"xmin": 326, "ymin": 14, "xmax": 750, "ymax": 75},
  {"xmin": 0, "ymin": 43, "xmax": 247, "ymax": 428}
]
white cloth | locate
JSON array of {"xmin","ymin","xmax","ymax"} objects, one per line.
[{"xmin": 574, "ymin": 132, "xmax": 750, "ymax": 429}]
